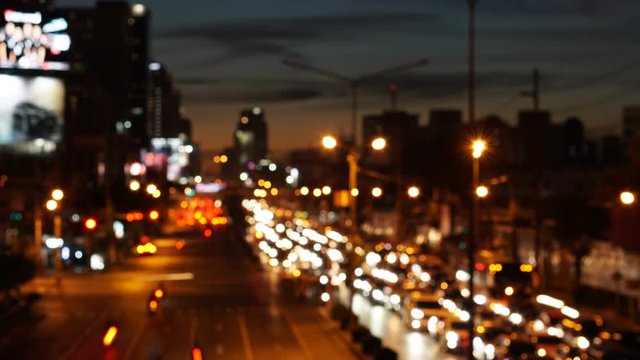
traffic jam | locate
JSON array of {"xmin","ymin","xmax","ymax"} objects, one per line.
[{"xmin": 242, "ymin": 198, "xmax": 640, "ymax": 359}]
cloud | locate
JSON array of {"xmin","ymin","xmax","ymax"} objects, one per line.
[
  {"xmin": 156, "ymin": 12, "xmax": 438, "ymax": 65},
  {"xmin": 182, "ymin": 86, "xmax": 324, "ymax": 104}
]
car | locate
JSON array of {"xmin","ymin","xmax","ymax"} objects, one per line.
[
  {"xmin": 135, "ymin": 241, "xmax": 157, "ymax": 255},
  {"xmin": 441, "ymin": 317, "xmax": 471, "ymax": 353},
  {"xmin": 402, "ymin": 291, "xmax": 450, "ymax": 332},
  {"xmin": 530, "ymin": 334, "xmax": 572, "ymax": 358}
]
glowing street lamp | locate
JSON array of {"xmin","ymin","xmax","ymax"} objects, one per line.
[
  {"xmin": 322, "ymin": 135, "xmax": 338, "ymax": 150},
  {"xmin": 472, "ymin": 139, "xmax": 486, "ymax": 159},
  {"xmin": 371, "ymin": 137, "xmax": 387, "ymax": 151},
  {"xmin": 407, "ymin": 186, "xmax": 420, "ymax": 198},
  {"xmin": 46, "ymin": 199, "xmax": 58, "ymax": 211},
  {"xmin": 476, "ymin": 185, "xmax": 489, "ymax": 198},
  {"xmin": 620, "ymin": 191, "xmax": 635, "ymax": 205},
  {"xmin": 129, "ymin": 180, "xmax": 141, "ymax": 191},
  {"xmin": 51, "ymin": 189, "xmax": 64, "ymax": 201},
  {"xmin": 371, "ymin": 187, "xmax": 383, "ymax": 198}
]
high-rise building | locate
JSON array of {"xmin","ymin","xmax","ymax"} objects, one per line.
[
  {"xmin": 233, "ymin": 107, "xmax": 268, "ymax": 167},
  {"xmin": 148, "ymin": 62, "xmax": 181, "ymax": 138}
]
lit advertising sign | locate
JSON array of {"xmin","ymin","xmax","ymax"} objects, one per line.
[
  {"xmin": 148, "ymin": 138, "xmax": 192, "ymax": 181},
  {"xmin": 0, "ymin": 74, "xmax": 64, "ymax": 154},
  {"xmin": 1, "ymin": 10, "xmax": 71, "ymax": 71}
]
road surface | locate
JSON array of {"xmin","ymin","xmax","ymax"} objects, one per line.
[{"xmin": 0, "ymin": 228, "xmax": 356, "ymax": 360}]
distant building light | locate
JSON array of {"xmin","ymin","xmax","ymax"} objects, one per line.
[
  {"xmin": 240, "ymin": 116, "xmax": 249, "ymax": 124},
  {"xmin": 149, "ymin": 62, "xmax": 161, "ymax": 71},
  {"xmin": 268, "ymin": 163, "xmax": 277, "ymax": 172},
  {"xmin": 123, "ymin": 121, "xmax": 132, "ymax": 129},
  {"xmin": 252, "ymin": 107, "xmax": 262, "ymax": 115},
  {"xmin": 132, "ymin": 4, "xmax": 146, "ymax": 16}
]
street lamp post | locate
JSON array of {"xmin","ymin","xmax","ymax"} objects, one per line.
[
  {"xmin": 468, "ymin": 139, "xmax": 486, "ymax": 360},
  {"xmin": 284, "ymin": 59, "xmax": 428, "ymax": 239}
]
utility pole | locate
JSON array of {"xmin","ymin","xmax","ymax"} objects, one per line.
[
  {"xmin": 468, "ymin": 0, "xmax": 478, "ymax": 124},
  {"xmin": 389, "ymin": 83, "xmax": 398, "ymax": 110},
  {"xmin": 533, "ymin": 68, "xmax": 540, "ymax": 111},
  {"xmin": 520, "ymin": 68, "xmax": 541, "ymax": 111}
]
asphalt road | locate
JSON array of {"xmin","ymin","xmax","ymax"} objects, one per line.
[{"xmin": 0, "ymin": 227, "xmax": 356, "ymax": 360}]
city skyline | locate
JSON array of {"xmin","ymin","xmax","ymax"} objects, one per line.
[{"xmin": 55, "ymin": 0, "xmax": 640, "ymax": 150}]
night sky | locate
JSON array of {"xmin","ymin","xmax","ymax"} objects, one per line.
[{"xmin": 56, "ymin": 0, "xmax": 640, "ymax": 152}]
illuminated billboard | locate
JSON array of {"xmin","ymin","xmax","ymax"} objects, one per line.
[
  {"xmin": 0, "ymin": 75, "xmax": 65, "ymax": 154},
  {"xmin": 147, "ymin": 138, "xmax": 192, "ymax": 181},
  {"xmin": 1, "ymin": 10, "xmax": 71, "ymax": 71}
]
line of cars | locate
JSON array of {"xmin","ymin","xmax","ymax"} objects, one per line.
[{"xmin": 242, "ymin": 199, "xmax": 640, "ymax": 359}]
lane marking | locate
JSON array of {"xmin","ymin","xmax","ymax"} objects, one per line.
[
  {"xmin": 122, "ymin": 320, "xmax": 146, "ymax": 360},
  {"xmin": 282, "ymin": 311, "xmax": 314, "ymax": 359},
  {"xmin": 237, "ymin": 313, "xmax": 255, "ymax": 360},
  {"xmin": 134, "ymin": 272, "xmax": 195, "ymax": 282}
]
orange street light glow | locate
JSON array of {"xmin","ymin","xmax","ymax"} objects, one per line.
[
  {"xmin": 154, "ymin": 289, "xmax": 164, "ymax": 299},
  {"xmin": 149, "ymin": 299, "xmax": 158, "ymax": 311},
  {"xmin": 51, "ymin": 189, "xmax": 64, "ymax": 201},
  {"xmin": 476, "ymin": 185, "xmax": 489, "ymax": 198},
  {"xmin": 472, "ymin": 139, "xmax": 486, "ymax": 159},
  {"xmin": 192, "ymin": 347, "xmax": 203, "ymax": 360},
  {"xmin": 102, "ymin": 326, "xmax": 118, "ymax": 347},
  {"xmin": 85, "ymin": 218, "xmax": 97, "ymax": 230},
  {"xmin": 620, "ymin": 191, "xmax": 635, "ymax": 205},
  {"xmin": 46, "ymin": 199, "xmax": 58, "ymax": 211},
  {"xmin": 371, "ymin": 136, "xmax": 387, "ymax": 151},
  {"xmin": 322, "ymin": 135, "xmax": 337, "ymax": 149}
]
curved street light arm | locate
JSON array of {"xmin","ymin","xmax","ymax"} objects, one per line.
[
  {"xmin": 354, "ymin": 58, "xmax": 429, "ymax": 84},
  {"xmin": 282, "ymin": 59, "xmax": 353, "ymax": 84}
]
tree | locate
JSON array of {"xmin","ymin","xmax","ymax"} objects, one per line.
[{"xmin": 547, "ymin": 194, "xmax": 606, "ymax": 303}]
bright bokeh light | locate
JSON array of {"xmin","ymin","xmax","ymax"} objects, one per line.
[
  {"xmin": 313, "ymin": 188, "xmax": 322, "ymax": 197},
  {"xmin": 192, "ymin": 347, "xmax": 203, "ymax": 360},
  {"xmin": 45, "ymin": 199, "xmax": 58, "ymax": 211},
  {"xmin": 322, "ymin": 135, "xmax": 338, "ymax": 149},
  {"xmin": 102, "ymin": 326, "xmax": 118, "ymax": 347},
  {"xmin": 129, "ymin": 180, "xmax": 141, "ymax": 191},
  {"xmin": 577, "ymin": 336, "xmax": 590, "ymax": 350},
  {"xmin": 371, "ymin": 187, "xmax": 383, "ymax": 198},
  {"xmin": 84, "ymin": 218, "xmax": 97, "ymax": 230},
  {"xmin": 154, "ymin": 289, "xmax": 164, "ymax": 299},
  {"xmin": 149, "ymin": 210, "xmax": 159, "ymax": 221},
  {"xmin": 536, "ymin": 294, "xmax": 564, "ymax": 309},
  {"xmin": 152, "ymin": 189, "xmax": 161, "ymax": 198},
  {"xmin": 476, "ymin": 185, "xmax": 489, "ymax": 198},
  {"xmin": 371, "ymin": 136, "xmax": 387, "ymax": 151},
  {"xmin": 472, "ymin": 139, "xmax": 486, "ymax": 159},
  {"xmin": 504, "ymin": 286, "xmax": 514, "ymax": 296},
  {"xmin": 300, "ymin": 186, "xmax": 309, "ymax": 196},
  {"xmin": 51, "ymin": 189, "xmax": 64, "ymax": 201},
  {"xmin": 322, "ymin": 186, "xmax": 332, "ymax": 195},
  {"xmin": 620, "ymin": 191, "xmax": 635, "ymax": 205},
  {"xmin": 220, "ymin": 155, "xmax": 228, "ymax": 163},
  {"xmin": 407, "ymin": 186, "xmax": 420, "ymax": 198},
  {"xmin": 350, "ymin": 188, "xmax": 359, "ymax": 197},
  {"xmin": 146, "ymin": 184, "xmax": 157, "ymax": 194}
]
